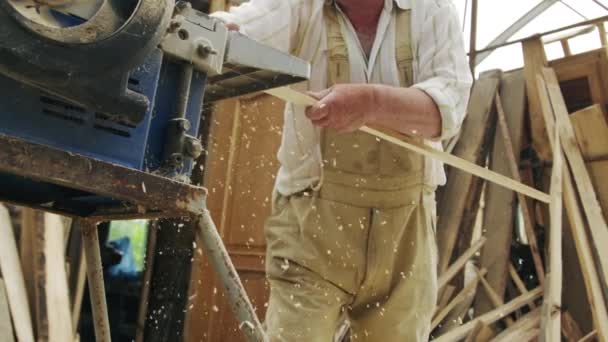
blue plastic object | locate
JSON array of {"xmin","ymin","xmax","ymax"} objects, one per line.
[{"xmin": 0, "ymin": 49, "xmax": 206, "ymax": 211}]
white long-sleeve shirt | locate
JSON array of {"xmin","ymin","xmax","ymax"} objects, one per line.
[{"xmin": 213, "ymin": 0, "xmax": 473, "ymax": 196}]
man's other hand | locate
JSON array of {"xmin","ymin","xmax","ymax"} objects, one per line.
[
  {"xmin": 305, "ymin": 84, "xmax": 375, "ymax": 133},
  {"xmin": 224, "ymin": 22, "xmax": 240, "ymax": 31}
]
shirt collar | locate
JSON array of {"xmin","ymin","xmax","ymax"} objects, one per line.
[{"xmin": 325, "ymin": 0, "xmax": 411, "ymax": 10}]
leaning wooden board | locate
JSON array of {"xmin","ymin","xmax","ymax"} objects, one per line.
[
  {"xmin": 0, "ymin": 278, "xmax": 16, "ymax": 342},
  {"xmin": 0, "ymin": 205, "xmax": 35, "ymax": 342},
  {"xmin": 264, "ymin": 87, "xmax": 550, "ymax": 203}
]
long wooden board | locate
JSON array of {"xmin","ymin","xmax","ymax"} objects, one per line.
[
  {"xmin": 0, "ymin": 205, "xmax": 35, "ymax": 342},
  {"xmin": 264, "ymin": 87, "xmax": 550, "ymax": 204}
]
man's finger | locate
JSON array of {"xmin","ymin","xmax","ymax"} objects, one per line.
[
  {"xmin": 307, "ymin": 88, "xmax": 332, "ymax": 101},
  {"xmin": 305, "ymin": 103, "xmax": 329, "ymax": 120}
]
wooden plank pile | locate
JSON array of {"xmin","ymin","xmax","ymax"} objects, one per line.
[
  {"xmin": 0, "ymin": 206, "xmax": 84, "ymax": 342},
  {"xmin": 430, "ymin": 41, "xmax": 608, "ymax": 341}
]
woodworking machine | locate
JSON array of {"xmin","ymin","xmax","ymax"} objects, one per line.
[{"xmin": 0, "ymin": 0, "xmax": 309, "ymax": 215}]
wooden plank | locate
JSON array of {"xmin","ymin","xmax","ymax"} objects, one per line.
[
  {"xmin": 433, "ymin": 287, "xmax": 542, "ymax": 342},
  {"xmin": 0, "ymin": 278, "xmax": 15, "ymax": 342},
  {"xmin": 536, "ymin": 70, "xmax": 608, "ymax": 342},
  {"xmin": 589, "ymin": 160, "xmax": 608, "ymax": 223},
  {"xmin": 562, "ymin": 311, "xmax": 584, "ymax": 342},
  {"xmin": 265, "ymin": 86, "xmax": 550, "ymax": 203},
  {"xmin": 493, "ymin": 308, "xmax": 541, "ymax": 342},
  {"xmin": 570, "ymin": 104, "xmax": 608, "ymax": 159},
  {"xmin": 44, "ymin": 213, "xmax": 73, "ymax": 342},
  {"xmin": 0, "ymin": 205, "xmax": 35, "ymax": 342},
  {"xmin": 541, "ymin": 122, "xmax": 564, "ymax": 342},
  {"xmin": 432, "ymin": 268, "xmax": 487, "ymax": 330},
  {"xmin": 438, "ymin": 237, "xmax": 487, "ymax": 290},
  {"xmin": 542, "ymin": 68, "xmax": 608, "ymax": 287},
  {"xmin": 476, "ymin": 72, "xmax": 544, "ymax": 316},
  {"xmin": 523, "ymin": 37, "xmax": 552, "ymax": 160}
]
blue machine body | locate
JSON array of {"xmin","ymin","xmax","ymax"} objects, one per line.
[{"xmin": 0, "ymin": 49, "xmax": 207, "ymax": 210}]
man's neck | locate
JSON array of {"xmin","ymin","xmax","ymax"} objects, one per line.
[
  {"xmin": 336, "ymin": 0, "xmax": 385, "ymax": 56},
  {"xmin": 336, "ymin": 0, "xmax": 384, "ymax": 29}
]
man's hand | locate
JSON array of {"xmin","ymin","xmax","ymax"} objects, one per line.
[{"xmin": 305, "ymin": 84, "xmax": 376, "ymax": 133}]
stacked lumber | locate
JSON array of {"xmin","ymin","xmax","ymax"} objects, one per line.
[
  {"xmin": 431, "ymin": 44, "xmax": 608, "ymax": 341},
  {"xmin": 0, "ymin": 206, "xmax": 83, "ymax": 342}
]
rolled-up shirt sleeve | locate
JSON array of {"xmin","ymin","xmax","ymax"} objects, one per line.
[
  {"xmin": 411, "ymin": 0, "xmax": 473, "ymax": 140},
  {"xmin": 211, "ymin": 0, "xmax": 303, "ymax": 54}
]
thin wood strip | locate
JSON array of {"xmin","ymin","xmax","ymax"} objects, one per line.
[
  {"xmin": 509, "ymin": 264, "xmax": 536, "ymax": 309},
  {"xmin": 562, "ymin": 311, "xmax": 584, "ymax": 342},
  {"xmin": 536, "ymin": 71, "xmax": 608, "ymax": 342},
  {"xmin": 474, "ymin": 267, "xmax": 515, "ymax": 326},
  {"xmin": 434, "ymin": 285, "xmax": 456, "ymax": 318},
  {"xmin": 579, "ymin": 330, "xmax": 598, "ymax": 342},
  {"xmin": 542, "ymin": 68, "xmax": 608, "ymax": 285},
  {"xmin": 495, "ymin": 91, "xmax": 545, "ymax": 285},
  {"xmin": 0, "ymin": 205, "xmax": 35, "ymax": 342},
  {"xmin": 0, "ymin": 278, "xmax": 16, "ymax": 342},
  {"xmin": 71, "ymin": 247, "xmax": 87, "ymax": 336},
  {"xmin": 541, "ymin": 122, "xmax": 564, "ymax": 342},
  {"xmin": 432, "ymin": 268, "xmax": 487, "ymax": 330},
  {"xmin": 264, "ymin": 87, "xmax": 551, "ymax": 203},
  {"xmin": 492, "ymin": 308, "xmax": 541, "ymax": 342},
  {"xmin": 433, "ymin": 287, "xmax": 542, "ymax": 342},
  {"xmin": 44, "ymin": 213, "xmax": 74, "ymax": 342},
  {"xmin": 438, "ymin": 237, "xmax": 487, "ymax": 290}
]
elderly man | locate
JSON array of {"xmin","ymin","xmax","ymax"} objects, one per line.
[{"xmin": 213, "ymin": 0, "xmax": 472, "ymax": 340}]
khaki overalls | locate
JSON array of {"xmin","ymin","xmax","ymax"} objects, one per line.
[{"xmin": 264, "ymin": 4, "xmax": 438, "ymax": 341}]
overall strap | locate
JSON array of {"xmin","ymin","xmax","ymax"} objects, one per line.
[{"xmin": 394, "ymin": 7, "xmax": 414, "ymax": 87}]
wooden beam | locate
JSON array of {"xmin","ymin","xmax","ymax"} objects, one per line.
[
  {"xmin": 435, "ymin": 285, "xmax": 456, "ymax": 317},
  {"xmin": 71, "ymin": 247, "xmax": 86, "ymax": 337},
  {"xmin": 542, "ymin": 68, "xmax": 608, "ymax": 286},
  {"xmin": 0, "ymin": 205, "xmax": 35, "ymax": 342},
  {"xmin": 468, "ymin": 0, "xmax": 478, "ymax": 75},
  {"xmin": 44, "ymin": 213, "xmax": 73, "ymax": 342},
  {"xmin": 433, "ymin": 287, "xmax": 543, "ymax": 342},
  {"xmin": 264, "ymin": 87, "xmax": 550, "ymax": 204},
  {"xmin": 523, "ymin": 37, "xmax": 552, "ymax": 161},
  {"xmin": 541, "ymin": 122, "xmax": 564, "ymax": 342},
  {"xmin": 535, "ymin": 71, "xmax": 608, "ymax": 342},
  {"xmin": 438, "ymin": 237, "xmax": 487, "ymax": 290},
  {"xmin": 0, "ymin": 278, "xmax": 15, "ymax": 342},
  {"xmin": 580, "ymin": 330, "xmax": 598, "ymax": 342}
]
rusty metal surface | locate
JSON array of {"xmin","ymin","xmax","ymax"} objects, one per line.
[
  {"xmin": 197, "ymin": 211, "xmax": 268, "ymax": 342},
  {"xmin": 0, "ymin": 134, "xmax": 207, "ymax": 218}
]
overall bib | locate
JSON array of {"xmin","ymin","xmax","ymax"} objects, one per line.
[{"xmin": 264, "ymin": 4, "xmax": 438, "ymax": 341}]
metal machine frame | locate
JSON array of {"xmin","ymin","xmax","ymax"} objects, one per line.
[{"xmin": 0, "ymin": 133, "xmax": 267, "ymax": 342}]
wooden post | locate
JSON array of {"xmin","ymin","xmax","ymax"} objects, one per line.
[
  {"xmin": 0, "ymin": 205, "xmax": 35, "ymax": 342},
  {"xmin": 438, "ymin": 237, "xmax": 487, "ymax": 290},
  {"xmin": 469, "ymin": 0, "xmax": 478, "ymax": 76}
]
